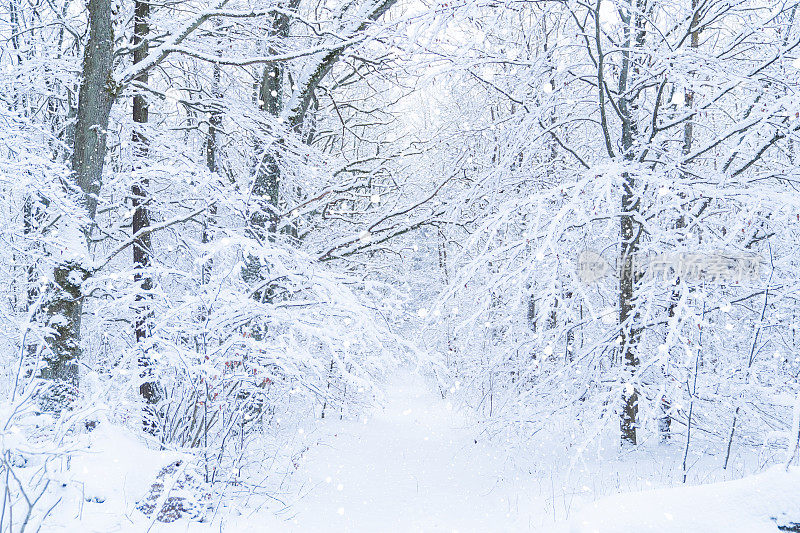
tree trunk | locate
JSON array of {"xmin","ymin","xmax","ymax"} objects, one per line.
[
  {"xmin": 40, "ymin": 262, "xmax": 90, "ymax": 411},
  {"xmin": 242, "ymin": 11, "xmax": 289, "ymax": 294},
  {"xmin": 617, "ymin": 0, "xmax": 646, "ymax": 446},
  {"xmin": 252, "ymin": 62, "xmax": 282, "ymax": 238},
  {"xmin": 71, "ymin": 0, "xmax": 115, "ymax": 225},
  {"xmin": 202, "ymin": 59, "xmax": 221, "ymax": 286},
  {"xmin": 662, "ymin": 0, "xmax": 701, "ymax": 442},
  {"xmin": 40, "ymin": 0, "xmax": 114, "ymax": 411},
  {"xmin": 132, "ymin": 0, "xmax": 160, "ymax": 416}
]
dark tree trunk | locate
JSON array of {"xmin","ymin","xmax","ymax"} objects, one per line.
[
  {"xmin": 132, "ymin": 0, "xmax": 159, "ymax": 414},
  {"xmin": 40, "ymin": 262, "xmax": 90, "ymax": 411},
  {"xmin": 40, "ymin": 0, "xmax": 115, "ymax": 411},
  {"xmin": 619, "ymin": 176, "xmax": 642, "ymax": 445},
  {"xmin": 252, "ymin": 63, "xmax": 282, "ymax": 239},
  {"xmin": 71, "ymin": 0, "xmax": 115, "ymax": 224},
  {"xmin": 132, "ymin": 0, "xmax": 151, "ymax": 343},
  {"xmin": 242, "ymin": 12, "xmax": 288, "ymax": 294},
  {"xmin": 617, "ymin": 0, "xmax": 646, "ymax": 446},
  {"xmin": 202, "ymin": 60, "xmax": 221, "ymax": 286}
]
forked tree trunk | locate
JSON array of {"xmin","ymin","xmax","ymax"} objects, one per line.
[
  {"xmin": 242, "ymin": 9, "xmax": 290, "ymax": 295},
  {"xmin": 242, "ymin": 60, "xmax": 283, "ymax": 298}
]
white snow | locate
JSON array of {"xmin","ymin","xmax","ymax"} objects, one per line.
[
  {"xmin": 70, "ymin": 424, "xmax": 181, "ymax": 504},
  {"xmin": 27, "ymin": 375, "xmax": 800, "ymax": 532},
  {"xmin": 41, "ymin": 424, "xmax": 183, "ymax": 532},
  {"xmin": 283, "ymin": 373, "xmax": 545, "ymax": 531},
  {"xmin": 570, "ymin": 467, "xmax": 800, "ymax": 533}
]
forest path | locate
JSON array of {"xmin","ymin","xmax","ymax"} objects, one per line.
[{"xmin": 282, "ymin": 371, "xmax": 549, "ymax": 532}]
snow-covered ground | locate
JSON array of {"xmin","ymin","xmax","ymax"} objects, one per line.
[
  {"xmin": 282, "ymin": 373, "xmax": 548, "ymax": 531},
  {"xmin": 37, "ymin": 371, "xmax": 799, "ymax": 532},
  {"xmin": 571, "ymin": 466, "xmax": 800, "ymax": 533},
  {"xmin": 274, "ymin": 373, "xmax": 800, "ymax": 533}
]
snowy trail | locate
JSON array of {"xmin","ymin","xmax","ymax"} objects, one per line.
[
  {"xmin": 47, "ymin": 371, "xmax": 795, "ymax": 533},
  {"xmin": 282, "ymin": 372, "xmax": 548, "ymax": 532}
]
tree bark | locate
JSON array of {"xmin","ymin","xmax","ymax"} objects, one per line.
[
  {"xmin": 662, "ymin": 0, "xmax": 702, "ymax": 442},
  {"xmin": 242, "ymin": 9, "xmax": 291, "ymax": 294},
  {"xmin": 617, "ymin": 0, "xmax": 646, "ymax": 446},
  {"xmin": 132, "ymin": 0, "xmax": 160, "ymax": 414},
  {"xmin": 71, "ymin": 0, "xmax": 115, "ymax": 225},
  {"xmin": 40, "ymin": 262, "xmax": 90, "ymax": 411},
  {"xmin": 41, "ymin": 0, "xmax": 114, "ymax": 411},
  {"xmin": 252, "ymin": 61, "xmax": 282, "ymax": 238},
  {"xmin": 202, "ymin": 59, "xmax": 221, "ymax": 286}
]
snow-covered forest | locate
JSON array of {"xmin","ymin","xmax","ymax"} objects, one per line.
[{"xmin": 1, "ymin": 0, "xmax": 800, "ymax": 530}]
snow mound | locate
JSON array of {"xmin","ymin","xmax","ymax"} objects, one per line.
[
  {"xmin": 40, "ymin": 423, "xmax": 186, "ymax": 532},
  {"xmin": 70, "ymin": 423, "xmax": 182, "ymax": 505},
  {"xmin": 570, "ymin": 467, "xmax": 800, "ymax": 533}
]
